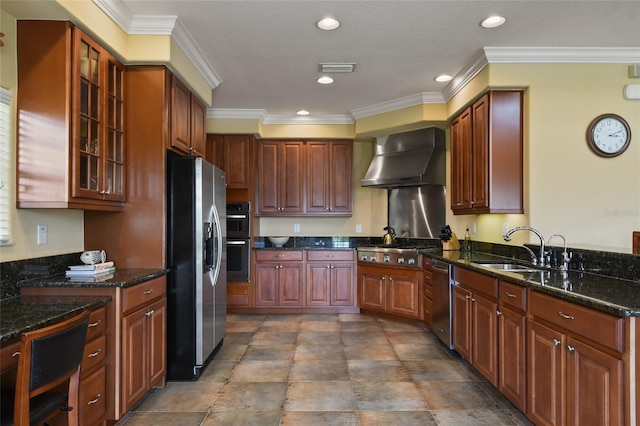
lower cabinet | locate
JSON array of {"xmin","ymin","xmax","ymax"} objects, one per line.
[
  {"xmin": 306, "ymin": 250, "xmax": 356, "ymax": 306},
  {"xmin": 79, "ymin": 307, "xmax": 107, "ymax": 426},
  {"xmin": 255, "ymin": 250, "xmax": 304, "ymax": 306},
  {"xmin": 423, "ymin": 257, "xmax": 434, "ymax": 327},
  {"xmin": 527, "ymin": 290, "xmax": 624, "ymax": 425},
  {"xmin": 358, "ymin": 264, "xmax": 422, "ymax": 320}
]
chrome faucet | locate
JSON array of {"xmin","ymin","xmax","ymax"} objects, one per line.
[
  {"xmin": 548, "ymin": 234, "xmax": 571, "ymax": 272},
  {"xmin": 503, "ymin": 226, "xmax": 546, "ymax": 267}
]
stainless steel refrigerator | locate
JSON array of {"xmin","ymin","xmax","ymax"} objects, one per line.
[{"xmin": 166, "ymin": 154, "xmax": 227, "ymax": 381}]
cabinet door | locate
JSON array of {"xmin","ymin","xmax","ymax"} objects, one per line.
[
  {"xmin": 387, "ymin": 273, "xmax": 420, "ymax": 319},
  {"xmin": 147, "ymin": 298, "xmax": 167, "ymax": 388},
  {"xmin": 566, "ymin": 337, "xmax": 624, "ymax": 426},
  {"xmin": 452, "ymin": 285, "xmax": 472, "ymax": 361},
  {"xmin": 331, "ymin": 263, "xmax": 355, "ymax": 306},
  {"xmin": 471, "ymin": 94, "xmax": 489, "ymax": 209},
  {"xmin": 279, "ymin": 263, "xmax": 304, "ymax": 306},
  {"xmin": 306, "ymin": 141, "xmax": 330, "ymax": 213},
  {"xmin": 527, "ymin": 320, "xmax": 566, "ymax": 426},
  {"xmin": 257, "ymin": 141, "xmax": 280, "ymax": 214},
  {"xmin": 472, "ymin": 292, "xmax": 498, "ymax": 386},
  {"xmin": 280, "ymin": 142, "xmax": 305, "ymax": 214},
  {"xmin": 169, "ymin": 75, "xmax": 192, "ymax": 154},
  {"xmin": 121, "ymin": 307, "xmax": 148, "ymax": 412},
  {"xmin": 79, "ymin": 366, "xmax": 106, "ymax": 426},
  {"xmin": 498, "ymin": 306, "xmax": 526, "ymax": 412},
  {"xmin": 190, "ymin": 96, "xmax": 206, "ymax": 157},
  {"xmin": 450, "ymin": 107, "xmax": 472, "ymax": 211},
  {"xmin": 306, "ymin": 263, "xmax": 331, "ymax": 306},
  {"xmin": 103, "ymin": 57, "xmax": 126, "ymax": 202},
  {"xmin": 223, "ymin": 135, "xmax": 251, "ymax": 189},
  {"xmin": 255, "ymin": 263, "xmax": 278, "ymax": 305},
  {"xmin": 360, "ymin": 271, "xmax": 386, "ymax": 311},
  {"xmin": 329, "ymin": 141, "xmax": 352, "ymax": 213}
]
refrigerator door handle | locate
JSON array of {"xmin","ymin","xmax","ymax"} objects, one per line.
[
  {"xmin": 211, "ymin": 205, "xmax": 223, "ymax": 286},
  {"xmin": 203, "ymin": 221, "xmax": 214, "ymax": 272}
]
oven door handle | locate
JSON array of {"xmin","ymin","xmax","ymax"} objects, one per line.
[
  {"xmin": 227, "ymin": 240, "xmax": 248, "ymax": 245},
  {"xmin": 227, "ymin": 214, "xmax": 248, "ymax": 219}
]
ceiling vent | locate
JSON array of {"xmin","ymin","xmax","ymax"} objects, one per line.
[{"xmin": 320, "ymin": 63, "xmax": 356, "ymax": 73}]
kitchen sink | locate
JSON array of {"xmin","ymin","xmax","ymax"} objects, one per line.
[{"xmin": 473, "ymin": 262, "xmax": 541, "ymax": 272}]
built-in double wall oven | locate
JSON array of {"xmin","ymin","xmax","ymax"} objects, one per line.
[{"xmin": 226, "ymin": 202, "xmax": 251, "ymax": 282}]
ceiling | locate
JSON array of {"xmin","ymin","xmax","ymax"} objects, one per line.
[{"xmin": 8, "ymin": 1, "xmax": 640, "ymax": 122}]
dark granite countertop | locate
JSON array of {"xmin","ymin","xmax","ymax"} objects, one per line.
[
  {"xmin": 423, "ymin": 250, "xmax": 640, "ymax": 318},
  {"xmin": 254, "ymin": 247, "xmax": 355, "ymax": 251},
  {"xmin": 0, "ymin": 295, "xmax": 112, "ymax": 344},
  {"xmin": 17, "ymin": 269, "xmax": 168, "ymax": 289}
]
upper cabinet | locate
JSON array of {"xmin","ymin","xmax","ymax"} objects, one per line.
[
  {"xmin": 450, "ymin": 91, "xmax": 523, "ymax": 215},
  {"xmin": 17, "ymin": 20, "xmax": 125, "ymax": 210},
  {"xmin": 255, "ymin": 139, "xmax": 353, "ymax": 217},
  {"xmin": 168, "ymin": 75, "xmax": 206, "ymax": 157}
]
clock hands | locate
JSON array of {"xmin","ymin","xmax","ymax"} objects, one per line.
[{"xmin": 608, "ymin": 129, "xmax": 624, "ymax": 137}]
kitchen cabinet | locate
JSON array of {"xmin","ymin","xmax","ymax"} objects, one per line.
[
  {"xmin": 423, "ymin": 257, "xmax": 434, "ymax": 327},
  {"xmin": 527, "ymin": 290, "xmax": 624, "ymax": 426},
  {"xmin": 450, "ymin": 91, "xmax": 523, "ymax": 215},
  {"xmin": 497, "ymin": 280, "xmax": 527, "ymax": 413},
  {"xmin": 452, "ymin": 267, "xmax": 499, "ymax": 385},
  {"xmin": 306, "ymin": 140, "xmax": 353, "ymax": 215},
  {"xmin": 168, "ymin": 75, "xmax": 206, "ymax": 157},
  {"xmin": 21, "ymin": 275, "xmax": 167, "ymax": 422},
  {"xmin": 16, "ymin": 20, "xmax": 125, "ymax": 211},
  {"xmin": 256, "ymin": 141, "xmax": 305, "ymax": 215},
  {"xmin": 209, "ymin": 134, "xmax": 255, "ymax": 190},
  {"xmin": 255, "ymin": 250, "xmax": 304, "ymax": 306},
  {"xmin": 305, "ymin": 250, "xmax": 356, "ymax": 306},
  {"xmin": 79, "ymin": 307, "xmax": 107, "ymax": 426},
  {"xmin": 358, "ymin": 264, "xmax": 422, "ymax": 320}
]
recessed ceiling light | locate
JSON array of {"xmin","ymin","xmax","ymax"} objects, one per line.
[
  {"xmin": 317, "ymin": 17, "xmax": 340, "ymax": 31},
  {"xmin": 297, "ymin": 110, "xmax": 310, "ymax": 116},
  {"xmin": 317, "ymin": 76, "xmax": 334, "ymax": 84},
  {"xmin": 481, "ymin": 15, "xmax": 506, "ymax": 28},
  {"xmin": 435, "ymin": 74, "xmax": 453, "ymax": 83}
]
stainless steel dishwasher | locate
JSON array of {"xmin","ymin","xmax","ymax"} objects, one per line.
[{"xmin": 432, "ymin": 259, "xmax": 453, "ymax": 349}]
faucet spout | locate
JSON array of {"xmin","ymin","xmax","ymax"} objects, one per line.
[{"xmin": 504, "ymin": 226, "xmax": 546, "ymax": 267}]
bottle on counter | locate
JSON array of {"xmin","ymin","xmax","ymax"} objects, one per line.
[{"xmin": 464, "ymin": 227, "xmax": 471, "ymax": 253}]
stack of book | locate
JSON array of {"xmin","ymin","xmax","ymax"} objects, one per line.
[{"xmin": 65, "ymin": 261, "xmax": 116, "ymax": 280}]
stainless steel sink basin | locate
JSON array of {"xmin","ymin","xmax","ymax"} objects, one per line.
[{"xmin": 475, "ymin": 263, "xmax": 540, "ymax": 272}]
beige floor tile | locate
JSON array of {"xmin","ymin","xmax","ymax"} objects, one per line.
[
  {"xmin": 228, "ymin": 360, "xmax": 291, "ymax": 382},
  {"xmin": 300, "ymin": 313, "xmax": 339, "ymax": 322},
  {"xmin": 341, "ymin": 331, "xmax": 388, "ymax": 345},
  {"xmin": 297, "ymin": 331, "xmax": 342, "ymax": 345},
  {"xmin": 222, "ymin": 331, "xmax": 254, "ymax": 345},
  {"xmin": 378, "ymin": 319, "xmax": 426, "ymax": 332},
  {"xmin": 121, "ymin": 412, "xmax": 207, "ymax": 426},
  {"xmin": 404, "ymin": 359, "xmax": 477, "ymax": 382},
  {"xmin": 249, "ymin": 331, "xmax": 298, "ymax": 345},
  {"xmin": 357, "ymin": 410, "xmax": 438, "ymax": 425},
  {"xmin": 226, "ymin": 320, "xmax": 263, "ymax": 332},
  {"xmin": 259, "ymin": 320, "xmax": 301, "ymax": 332},
  {"xmin": 385, "ymin": 331, "xmax": 436, "ymax": 345},
  {"xmin": 339, "ymin": 321, "xmax": 383, "ymax": 332},
  {"xmin": 417, "ymin": 381, "xmax": 500, "ymax": 410},
  {"xmin": 198, "ymin": 361, "xmax": 237, "ymax": 382},
  {"xmin": 211, "ymin": 343, "xmax": 247, "ymax": 361},
  {"xmin": 294, "ymin": 344, "xmax": 345, "ymax": 361},
  {"xmin": 431, "ymin": 408, "xmax": 519, "ymax": 425},
  {"xmin": 227, "ymin": 313, "xmax": 266, "ymax": 322},
  {"xmin": 290, "ymin": 360, "xmax": 350, "ymax": 381},
  {"xmin": 344, "ymin": 343, "xmax": 398, "ymax": 360},
  {"xmin": 300, "ymin": 321, "xmax": 341, "ymax": 332},
  {"xmin": 353, "ymin": 381, "xmax": 428, "ymax": 411},
  {"xmin": 242, "ymin": 344, "xmax": 296, "ymax": 361},
  {"xmin": 202, "ymin": 410, "xmax": 282, "ymax": 425},
  {"xmin": 338, "ymin": 313, "xmax": 378, "ymax": 322},
  {"xmin": 136, "ymin": 382, "xmax": 223, "ymax": 412},
  {"xmin": 347, "ymin": 360, "xmax": 411, "ymax": 382},
  {"xmin": 211, "ymin": 382, "xmax": 288, "ymax": 411},
  {"xmin": 281, "ymin": 411, "xmax": 358, "ymax": 425},
  {"xmin": 284, "ymin": 381, "xmax": 356, "ymax": 411},
  {"xmin": 392, "ymin": 343, "xmax": 453, "ymax": 361},
  {"xmin": 264, "ymin": 313, "xmax": 303, "ymax": 322}
]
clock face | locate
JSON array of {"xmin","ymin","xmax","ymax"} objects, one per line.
[{"xmin": 587, "ymin": 114, "xmax": 631, "ymax": 157}]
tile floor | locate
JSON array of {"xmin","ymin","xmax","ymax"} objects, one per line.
[{"xmin": 118, "ymin": 313, "xmax": 532, "ymax": 425}]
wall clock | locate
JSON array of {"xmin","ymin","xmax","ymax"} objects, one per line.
[{"xmin": 586, "ymin": 113, "xmax": 631, "ymax": 157}]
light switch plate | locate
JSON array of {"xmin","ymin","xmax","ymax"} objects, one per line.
[
  {"xmin": 294, "ymin": 224, "xmax": 300, "ymax": 233},
  {"xmin": 37, "ymin": 224, "xmax": 48, "ymax": 245}
]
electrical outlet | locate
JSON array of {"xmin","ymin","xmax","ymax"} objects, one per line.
[
  {"xmin": 472, "ymin": 223, "xmax": 477, "ymax": 234},
  {"xmin": 355, "ymin": 224, "xmax": 362, "ymax": 233},
  {"xmin": 37, "ymin": 224, "xmax": 48, "ymax": 245},
  {"xmin": 294, "ymin": 224, "xmax": 300, "ymax": 233},
  {"xmin": 502, "ymin": 223, "xmax": 509, "ymax": 236}
]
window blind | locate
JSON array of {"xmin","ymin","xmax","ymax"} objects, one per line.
[{"xmin": 0, "ymin": 87, "xmax": 13, "ymax": 244}]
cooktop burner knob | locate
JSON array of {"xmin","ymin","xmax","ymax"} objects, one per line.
[
  {"xmin": 408, "ymin": 258, "xmax": 416, "ymax": 265},
  {"xmin": 361, "ymin": 255, "xmax": 367, "ymax": 261},
  {"xmin": 398, "ymin": 257, "xmax": 405, "ymax": 264},
  {"xmin": 383, "ymin": 255, "xmax": 390, "ymax": 263}
]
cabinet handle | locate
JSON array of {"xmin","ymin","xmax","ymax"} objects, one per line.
[
  {"xmin": 505, "ymin": 291, "xmax": 517, "ymax": 298},
  {"xmin": 553, "ymin": 339, "xmax": 561, "ymax": 346},
  {"xmin": 275, "ymin": 254, "xmax": 285, "ymax": 258},
  {"xmin": 330, "ymin": 265, "xmax": 335, "ymax": 269},
  {"xmin": 567, "ymin": 345, "xmax": 575, "ymax": 352},
  {"xmin": 88, "ymin": 349, "xmax": 102, "ymax": 358},
  {"xmin": 146, "ymin": 309, "xmax": 155, "ymax": 317},
  {"xmin": 326, "ymin": 254, "xmax": 335, "ymax": 258},
  {"xmin": 12, "ymin": 351, "xmax": 20, "ymax": 357},
  {"xmin": 470, "ymin": 201, "xmax": 475, "ymax": 205},
  {"xmin": 326, "ymin": 265, "xmax": 331, "ymax": 269},
  {"xmin": 496, "ymin": 310, "xmax": 502, "ymax": 316},
  {"xmin": 88, "ymin": 394, "xmax": 102, "ymax": 405},
  {"xmin": 88, "ymin": 320, "xmax": 102, "ymax": 328},
  {"xmin": 425, "ymin": 309, "xmax": 431, "ymax": 314},
  {"xmin": 456, "ymin": 202, "xmax": 462, "ymax": 206},
  {"xmin": 144, "ymin": 289, "xmax": 154, "ymax": 295},
  {"xmin": 558, "ymin": 311, "xmax": 574, "ymax": 320}
]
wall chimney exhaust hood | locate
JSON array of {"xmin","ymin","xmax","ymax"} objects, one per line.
[{"xmin": 361, "ymin": 127, "xmax": 446, "ymax": 188}]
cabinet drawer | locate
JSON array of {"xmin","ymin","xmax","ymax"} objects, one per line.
[
  {"xmin": 122, "ymin": 277, "xmax": 166, "ymax": 313},
  {"xmin": 423, "ymin": 282, "xmax": 433, "ymax": 299},
  {"xmin": 498, "ymin": 281, "xmax": 526, "ymax": 311},
  {"xmin": 80, "ymin": 365, "xmax": 106, "ymax": 426},
  {"xmin": 1, "ymin": 340, "xmax": 20, "ymax": 374},
  {"xmin": 423, "ymin": 256, "xmax": 432, "ymax": 269},
  {"xmin": 529, "ymin": 291, "xmax": 624, "ymax": 353},
  {"xmin": 424, "ymin": 269, "xmax": 432, "ymax": 283},
  {"xmin": 255, "ymin": 250, "xmax": 303, "ymax": 261},
  {"xmin": 81, "ymin": 334, "xmax": 106, "ymax": 375},
  {"xmin": 424, "ymin": 297, "xmax": 433, "ymax": 324},
  {"xmin": 306, "ymin": 250, "xmax": 354, "ymax": 262},
  {"xmin": 454, "ymin": 267, "xmax": 498, "ymax": 298},
  {"xmin": 86, "ymin": 307, "xmax": 106, "ymax": 341}
]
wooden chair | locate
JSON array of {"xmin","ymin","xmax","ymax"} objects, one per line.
[
  {"xmin": 0, "ymin": 311, "xmax": 89, "ymax": 426},
  {"xmin": 633, "ymin": 231, "xmax": 640, "ymax": 255}
]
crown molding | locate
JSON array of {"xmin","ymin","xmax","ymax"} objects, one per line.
[
  {"xmin": 208, "ymin": 109, "xmax": 267, "ymax": 121},
  {"xmin": 484, "ymin": 47, "xmax": 640, "ymax": 64},
  {"xmin": 350, "ymin": 92, "xmax": 445, "ymax": 120},
  {"xmin": 441, "ymin": 49, "xmax": 489, "ymax": 102},
  {"xmin": 262, "ymin": 115, "xmax": 354, "ymax": 125},
  {"xmin": 92, "ymin": 0, "xmax": 133, "ymax": 30}
]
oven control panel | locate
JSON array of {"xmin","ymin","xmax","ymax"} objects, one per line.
[{"xmin": 357, "ymin": 247, "xmax": 422, "ymax": 269}]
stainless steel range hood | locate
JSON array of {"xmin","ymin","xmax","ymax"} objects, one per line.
[{"xmin": 361, "ymin": 127, "xmax": 446, "ymax": 188}]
